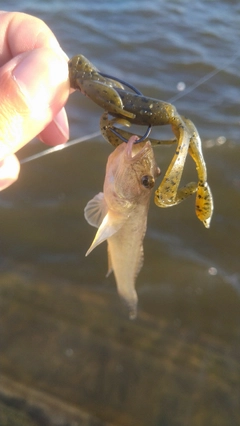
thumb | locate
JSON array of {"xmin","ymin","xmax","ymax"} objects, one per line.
[
  {"xmin": 0, "ymin": 47, "xmax": 70, "ymax": 160},
  {"xmin": 0, "ymin": 154, "xmax": 20, "ymax": 191}
]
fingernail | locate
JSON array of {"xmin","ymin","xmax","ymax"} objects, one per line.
[
  {"xmin": 38, "ymin": 108, "xmax": 69, "ymax": 146},
  {"xmin": 47, "ymin": 37, "xmax": 69, "ymax": 62},
  {"xmin": 12, "ymin": 49, "xmax": 69, "ymax": 109},
  {"xmin": 53, "ymin": 108, "xmax": 69, "ymax": 141}
]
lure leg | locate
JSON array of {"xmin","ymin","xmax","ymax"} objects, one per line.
[
  {"xmin": 154, "ymin": 114, "xmax": 198, "ymax": 208},
  {"xmin": 154, "ymin": 114, "xmax": 213, "ymax": 227},
  {"xmin": 81, "ymin": 81, "xmax": 136, "ymax": 119},
  {"xmin": 182, "ymin": 118, "xmax": 214, "ymax": 228},
  {"xmin": 100, "ymin": 112, "xmax": 132, "ymax": 147}
]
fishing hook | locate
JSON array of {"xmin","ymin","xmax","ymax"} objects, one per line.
[{"xmin": 99, "ymin": 72, "xmax": 152, "ymax": 144}]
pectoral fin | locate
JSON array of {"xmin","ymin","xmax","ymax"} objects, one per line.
[
  {"xmin": 84, "ymin": 192, "xmax": 108, "ymax": 228},
  {"xmin": 85, "ymin": 212, "xmax": 125, "ymax": 256}
]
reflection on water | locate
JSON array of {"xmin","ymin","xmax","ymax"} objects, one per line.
[{"xmin": 0, "ymin": 0, "xmax": 240, "ymax": 425}]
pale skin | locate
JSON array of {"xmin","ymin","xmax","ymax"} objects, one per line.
[{"xmin": 0, "ymin": 11, "xmax": 70, "ymax": 191}]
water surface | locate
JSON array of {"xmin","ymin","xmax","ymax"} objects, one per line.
[{"xmin": 0, "ymin": 1, "xmax": 240, "ymax": 425}]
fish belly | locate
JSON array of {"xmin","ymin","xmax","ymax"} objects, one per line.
[{"xmin": 107, "ymin": 207, "xmax": 148, "ymax": 319}]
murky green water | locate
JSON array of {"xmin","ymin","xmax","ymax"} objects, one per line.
[{"xmin": 0, "ymin": 1, "xmax": 240, "ymax": 425}]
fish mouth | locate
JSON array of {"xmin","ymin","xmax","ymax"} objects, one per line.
[
  {"xmin": 126, "ymin": 136, "xmax": 152, "ymax": 160},
  {"xmin": 124, "ymin": 135, "xmax": 160, "ymax": 182}
]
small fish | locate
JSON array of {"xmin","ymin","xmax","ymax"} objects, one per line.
[{"xmin": 84, "ymin": 135, "xmax": 160, "ymax": 319}]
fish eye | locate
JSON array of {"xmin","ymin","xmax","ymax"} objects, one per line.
[{"xmin": 141, "ymin": 175, "xmax": 154, "ymax": 189}]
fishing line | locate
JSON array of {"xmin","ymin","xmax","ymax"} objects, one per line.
[
  {"xmin": 20, "ymin": 50, "xmax": 240, "ymax": 164},
  {"xmin": 168, "ymin": 50, "xmax": 240, "ymax": 103},
  {"xmin": 20, "ymin": 130, "xmax": 101, "ymax": 164}
]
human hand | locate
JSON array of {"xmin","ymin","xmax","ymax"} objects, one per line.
[{"xmin": 0, "ymin": 11, "xmax": 70, "ymax": 190}]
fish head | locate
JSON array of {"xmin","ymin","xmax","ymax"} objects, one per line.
[
  {"xmin": 104, "ymin": 135, "xmax": 160, "ymax": 210},
  {"xmin": 85, "ymin": 135, "xmax": 160, "ymax": 255}
]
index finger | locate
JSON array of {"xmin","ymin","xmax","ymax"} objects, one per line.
[
  {"xmin": 0, "ymin": 12, "xmax": 70, "ymax": 158},
  {"xmin": 0, "ymin": 11, "xmax": 67, "ymax": 66}
]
